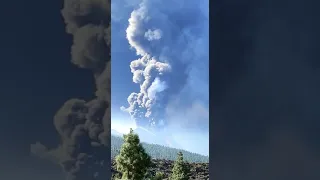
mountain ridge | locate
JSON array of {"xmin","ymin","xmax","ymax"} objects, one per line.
[{"xmin": 111, "ymin": 135, "xmax": 209, "ymax": 163}]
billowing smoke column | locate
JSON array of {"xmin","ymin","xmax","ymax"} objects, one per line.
[
  {"xmin": 121, "ymin": 0, "xmax": 209, "ymax": 130},
  {"xmin": 30, "ymin": 0, "xmax": 111, "ymax": 179}
]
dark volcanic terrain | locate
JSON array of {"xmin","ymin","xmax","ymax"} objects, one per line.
[{"xmin": 112, "ymin": 159, "xmax": 209, "ymax": 179}]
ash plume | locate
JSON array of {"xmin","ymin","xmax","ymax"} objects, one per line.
[
  {"xmin": 30, "ymin": 0, "xmax": 111, "ymax": 179},
  {"xmin": 120, "ymin": 0, "xmax": 209, "ymax": 130}
]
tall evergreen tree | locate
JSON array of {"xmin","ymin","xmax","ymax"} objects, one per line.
[
  {"xmin": 115, "ymin": 128, "xmax": 151, "ymax": 180},
  {"xmin": 170, "ymin": 152, "xmax": 190, "ymax": 180}
]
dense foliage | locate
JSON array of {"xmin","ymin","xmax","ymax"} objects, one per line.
[
  {"xmin": 153, "ymin": 172, "xmax": 165, "ymax": 180},
  {"xmin": 111, "ymin": 135, "xmax": 209, "ymax": 163},
  {"xmin": 115, "ymin": 129, "xmax": 151, "ymax": 180}
]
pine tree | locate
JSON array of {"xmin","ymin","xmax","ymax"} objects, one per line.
[
  {"xmin": 115, "ymin": 128, "xmax": 151, "ymax": 180},
  {"xmin": 170, "ymin": 152, "xmax": 190, "ymax": 180},
  {"xmin": 152, "ymin": 172, "xmax": 165, "ymax": 180}
]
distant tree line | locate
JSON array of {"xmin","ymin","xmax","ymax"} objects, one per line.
[{"xmin": 111, "ymin": 135, "xmax": 209, "ymax": 163}]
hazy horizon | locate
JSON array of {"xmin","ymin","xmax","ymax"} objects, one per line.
[{"xmin": 111, "ymin": 123, "xmax": 209, "ymax": 156}]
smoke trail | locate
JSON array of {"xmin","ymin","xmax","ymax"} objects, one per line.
[
  {"xmin": 121, "ymin": 0, "xmax": 209, "ymax": 130},
  {"xmin": 30, "ymin": 0, "xmax": 111, "ymax": 179}
]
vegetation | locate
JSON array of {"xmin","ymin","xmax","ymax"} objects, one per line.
[
  {"xmin": 169, "ymin": 152, "xmax": 190, "ymax": 180},
  {"xmin": 111, "ymin": 135, "xmax": 209, "ymax": 163},
  {"xmin": 112, "ymin": 129, "xmax": 208, "ymax": 180},
  {"xmin": 115, "ymin": 128, "xmax": 151, "ymax": 180},
  {"xmin": 152, "ymin": 172, "xmax": 165, "ymax": 180}
]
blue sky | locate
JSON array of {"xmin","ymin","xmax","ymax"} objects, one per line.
[{"xmin": 111, "ymin": 0, "xmax": 209, "ymax": 156}]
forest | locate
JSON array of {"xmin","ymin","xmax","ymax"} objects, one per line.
[
  {"xmin": 112, "ymin": 129, "xmax": 209, "ymax": 179},
  {"xmin": 111, "ymin": 135, "xmax": 209, "ymax": 163}
]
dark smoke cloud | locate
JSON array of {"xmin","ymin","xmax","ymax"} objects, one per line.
[
  {"xmin": 211, "ymin": 0, "xmax": 320, "ymax": 179},
  {"xmin": 61, "ymin": 0, "xmax": 110, "ymax": 34},
  {"xmin": 30, "ymin": 0, "xmax": 111, "ymax": 179}
]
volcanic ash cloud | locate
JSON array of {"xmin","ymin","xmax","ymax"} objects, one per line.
[{"xmin": 30, "ymin": 0, "xmax": 111, "ymax": 179}]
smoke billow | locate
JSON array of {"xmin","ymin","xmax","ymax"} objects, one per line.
[
  {"xmin": 30, "ymin": 0, "xmax": 111, "ymax": 179},
  {"xmin": 121, "ymin": 0, "xmax": 209, "ymax": 130}
]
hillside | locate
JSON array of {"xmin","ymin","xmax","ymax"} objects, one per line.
[{"xmin": 111, "ymin": 135, "xmax": 209, "ymax": 163}]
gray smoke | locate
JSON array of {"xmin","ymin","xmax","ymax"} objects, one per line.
[
  {"xmin": 30, "ymin": 0, "xmax": 111, "ymax": 179},
  {"xmin": 120, "ymin": 0, "xmax": 209, "ymax": 130}
]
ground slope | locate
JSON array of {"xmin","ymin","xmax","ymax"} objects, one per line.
[
  {"xmin": 112, "ymin": 159, "xmax": 209, "ymax": 179},
  {"xmin": 111, "ymin": 135, "xmax": 209, "ymax": 163},
  {"xmin": 111, "ymin": 135, "xmax": 209, "ymax": 179}
]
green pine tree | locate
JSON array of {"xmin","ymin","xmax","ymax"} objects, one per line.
[
  {"xmin": 152, "ymin": 172, "xmax": 165, "ymax": 180},
  {"xmin": 170, "ymin": 152, "xmax": 190, "ymax": 180},
  {"xmin": 115, "ymin": 128, "xmax": 151, "ymax": 180}
]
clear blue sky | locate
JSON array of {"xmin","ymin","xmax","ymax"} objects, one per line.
[{"xmin": 111, "ymin": 0, "xmax": 209, "ymax": 156}]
